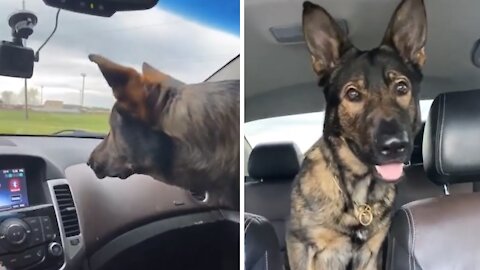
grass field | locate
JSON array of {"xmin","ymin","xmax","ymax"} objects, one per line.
[{"xmin": 0, "ymin": 109, "xmax": 110, "ymax": 135}]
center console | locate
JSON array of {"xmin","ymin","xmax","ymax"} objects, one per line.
[
  {"xmin": 0, "ymin": 206, "xmax": 63, "ymax": 269},
  {"xmin": 0, "ymin": 156, "xmax": 65, "ymax": 270}
]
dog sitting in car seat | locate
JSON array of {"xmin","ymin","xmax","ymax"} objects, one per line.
[
  {"xmin": 287, "ymin": 0, "xmax": 426, "ymax": 269},
  {"xmin": 87, "ymin": 54, "xmax": 239, "ymax": 210}
]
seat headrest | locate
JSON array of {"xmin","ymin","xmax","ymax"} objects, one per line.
[
  {"xmin": 423, "ymin": 89, "xmax": 480, "ymax": 185},
  {"xmin": 248, "ymin": 142, "xmax": 302, "ymax": 181}
]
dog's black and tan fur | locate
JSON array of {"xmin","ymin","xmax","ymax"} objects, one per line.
[
  {"xmin": 87, "ymin": 55, "xmax": 239, "ymax": 210},
  {"xmin": 287, "ymin": 0, "xmax": 426, "ymax": 269}
]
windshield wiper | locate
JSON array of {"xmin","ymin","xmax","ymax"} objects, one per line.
[{"xmin": 52, "ymin": 129, "xmax": 105, "ymax": 138}]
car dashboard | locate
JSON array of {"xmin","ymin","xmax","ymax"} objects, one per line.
[{"xmin": 0, "ymin": 136, "xmax": 238, "ymax": 270}]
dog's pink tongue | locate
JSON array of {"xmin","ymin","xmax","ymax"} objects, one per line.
[{"xmin": 375, "ymin": 163, "xmax": 404, "ymax": 181}]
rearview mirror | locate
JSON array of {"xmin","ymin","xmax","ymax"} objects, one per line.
[{"xmin": 43, "ymin": 0, "xmax": 159, "ymax": 17}]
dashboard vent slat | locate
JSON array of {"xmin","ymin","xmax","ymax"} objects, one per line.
[{"xmin": 53, "ymin": 184, "xmax": 80, "ymax": 237}]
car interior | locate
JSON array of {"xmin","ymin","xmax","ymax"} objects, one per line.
[
  {"xmin": 0, "ymin": 55, "xmax": 240, "ymax": 270},
  {"xmin": 0, "ymin": 1, "xmax": 240, "ymax": 269},
  {"xmin": 244, "ymin": 0, "xmax": 480, "ymax": 269}
]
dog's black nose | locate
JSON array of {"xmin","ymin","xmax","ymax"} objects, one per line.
[{"xmin": 376, "ymin": 132, "xmax": 409, "ymax": 157}]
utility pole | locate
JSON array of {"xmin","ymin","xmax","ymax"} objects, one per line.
[
  {"xmin": 80, "ymin": 73, "xmax": 86, "ymax": 108},
  {"xmin": 23, "ymin": 80, "xmax": 28, "ymax": 120},
  {"xmin": 22, "ymin": 0, "xmax": 28, "ymax": 119},
  {"xmin": 40, "ymin": 85, "xmax": 44, "ymax": 106}
]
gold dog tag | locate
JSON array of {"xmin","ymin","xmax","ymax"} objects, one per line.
[{"xmin": 356, "ymin": 204, "xmax": 373, "ymax": 226}]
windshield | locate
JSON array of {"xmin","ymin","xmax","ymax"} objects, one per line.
[
  {"xmin": 245, "ymin": 99, "xmax": 434, "ymax": 153},
  {"xmin": 0, "ymin": 0, "xmax": 239, "ymax": 136}
]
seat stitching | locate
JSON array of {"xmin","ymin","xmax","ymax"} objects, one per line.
[
  {"xmin": 245, "ymin": 214, "xmax": 265, "ymax": 235},
  {"xmin": 405, "ymin": 208, "xmax": 417, "ymax": 270},
  {"xmin": 401, "ymin": 208, "xmax": 413, "ymax": 270},
  {"xmin": 245, "ymin": 215, "xmax": 254, "ymax": 234},
  {"xmin": 265, "ymin": 250, "xmax": 269, "ymax": 270},
  {"xmin": 252, "ymin": 215, "xmax": 261, "ymax": 226},
  {"xmin": 389, "ymin": 237, "xmax": 395, "ymax": 270}
]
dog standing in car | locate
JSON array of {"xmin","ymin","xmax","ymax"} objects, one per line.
[
  {"xmin": 87, "ymin": 55, "xmax": 239, "ymax": 210},
  {"xmin": 286, "ymin": 0, "xmax": 426, "ymax": 269}
]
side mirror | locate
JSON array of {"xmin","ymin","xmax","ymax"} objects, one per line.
[{"xmin": 43, "ymin": 0, "xmax": 159, "ymax": 17}]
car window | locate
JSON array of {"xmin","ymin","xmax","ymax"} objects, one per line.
[
  {"xmin": 245, "ymin": 99, "xmax": 434, "ymax": 154},
  {"xmin": 0, "ymin": 0, "xmax": 239, "ymax": 136}
]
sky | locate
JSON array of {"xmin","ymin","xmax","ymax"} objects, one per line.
[
  {"xmin": 158, "ymin": 0, "xmax": 239, "ymax": 35},
  {"xmin": 245, "ymin": 100, "xmax": 434, "ymax": 153},
  {"xmin": 0, "ymin": 0, "xmax": 240, "ymax": 108}
]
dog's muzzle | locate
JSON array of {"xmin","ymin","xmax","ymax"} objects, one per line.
[
  {"xmin": 372, "ymin": 120, "xmax": 413, "ymax": 181},
  {"xmin": 87, "ymin": 157, "xmax": 135, "ymax": 180}
]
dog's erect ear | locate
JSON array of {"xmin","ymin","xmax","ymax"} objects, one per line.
[
  {"xmin": 382, "ymin": 0, "xmax": 427, "ymax": 67},
  {"xmin": 89, "ymin": 54, "xmax": 139, "ymax": 90},
  {"xmin": 89, "ymin": 54, "xmax": 148, "ymax": 120},
  {"xmin": 142, "ymin": 62, "xmax": 186, "ymax": 88},
  {"xmin": 302, "ymin": 1, "xmax": 352, "ymax": 78}
]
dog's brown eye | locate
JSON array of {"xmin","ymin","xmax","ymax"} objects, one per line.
[
  {"xmin": 394, "ymin": 81, "xmax": 409, "ymax": 96},
  {"xmin": 345, "ymin": 88, "xmax": 361, "ymax": 102}
]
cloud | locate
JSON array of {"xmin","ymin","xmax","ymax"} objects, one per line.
[{"xmin": 0, "ymin": 1, "xmax": 239, "ymax": 108}]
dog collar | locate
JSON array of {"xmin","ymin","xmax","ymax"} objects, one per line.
[
  {"xmin": 354, "ymin": 203, "xmax": 373, "ymax": 226},
  {"xmin": 330, "ymin": 171, "xmax": 374, "ymax": 226}
]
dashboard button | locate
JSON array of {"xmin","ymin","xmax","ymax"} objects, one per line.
[
  {"xmin": 0, "ymin": 246, "xmax": 45, "ymax": 269},
  {"xmin": 0, "ymin": 254, "xmax": 21, "ymax": 268},
  {"xmin": 6, "ymin": 224, "xmax": 27, "ymax": 245},
  {"xmin": 24, "ymin": 217, "xmax": 44, "ymax": 245},
  {"xmin": 29, "ymin": 231, "xmax": 43, "ymax": 246},
  {"xmin": 21, "ymin": 246, "xmax": 44, "ymax": 267},
  {"xmin": 45, "ymin": 232, "xmax": 56, "ymax": 241},
  {"xmin": 32, "ymin": 246, "xmax": 45, "ymax": 261},
  {"xmin": 40, "ymin": 216, "xmax": 52, "ymax": 231},
  {"xmin": 0, "ymin": 218, "xmax": 30, "ymax": 247},
  {"xmin": 48, "ymin": 242, "xmax": 63, "ymax": 257},
  {"xmin": 21, "ymin": 251, "xmax": 35, "ymax": 266},
  {"xmin": 40, "ymin": 216, "xmax": 56, "ymax": 241},
  {"xmin": 24, "ymin": 217, "xmax": 41, "ymax": 233},
  {"xmin": 24, "ymin": 217, "xmax": 40, "ymax": 227}
]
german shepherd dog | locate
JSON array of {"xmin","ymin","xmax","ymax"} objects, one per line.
[
  {"xmin": 87, "ymin": 55, "xmax": 240, "ymax": 210},
  {"xmin": 287, "ymin": 0, "xmax": 426, "ymax": 269}
]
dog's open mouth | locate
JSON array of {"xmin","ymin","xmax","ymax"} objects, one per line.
[{"xmin": 374, "ymin": 163, "xmax": 404, "ymax": 182}]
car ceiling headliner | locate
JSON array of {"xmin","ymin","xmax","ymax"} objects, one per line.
[{"xmin": 245, "ymin": 0, "xmax": 480, "ymax": 122}]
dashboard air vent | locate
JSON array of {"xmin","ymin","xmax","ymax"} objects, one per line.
[{"xmin": 53, "ymin": 184, "xmax": 80, "ymax": 237}]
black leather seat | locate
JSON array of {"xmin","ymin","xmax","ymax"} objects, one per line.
[
  {"xmin": 394, "ymin": 124, "xmax": 474, "ymax": 210},
  {"xmin": 245, "ymin": 142, "xmax": 302, "ymax": 268},
  {"xmin": 245, "ymin": 213, "xmax": 283, "ymax": 270},
  {"xmin": 387, "ymin": 89, "xmax": 480, "ymax": 270}
]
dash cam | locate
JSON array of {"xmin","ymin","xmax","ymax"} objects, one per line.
[{"xmin": 0, "ymin": 10, "xmax": 37, "ymax": 79}]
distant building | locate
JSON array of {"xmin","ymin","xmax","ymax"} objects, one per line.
[
  {"xmin": 43, "ymin": 100, "xmax": 64, "ymax": 110},
  {"xmin": 8, "ymin": 99, "xmax": 111, "ymax": 114}
]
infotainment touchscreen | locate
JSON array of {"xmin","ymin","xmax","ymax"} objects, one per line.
[{"xmin": 0, "ymin": 168, "xmax": 29, "ymax": 211}]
